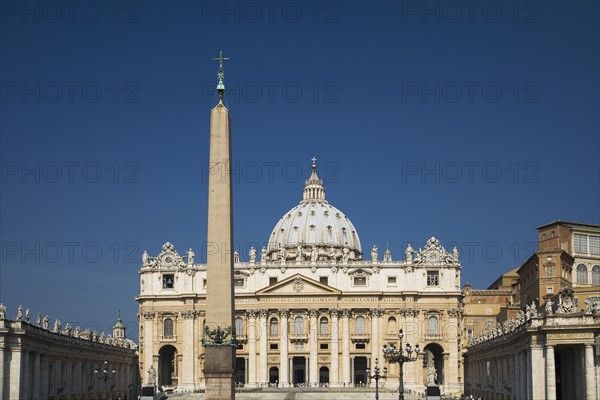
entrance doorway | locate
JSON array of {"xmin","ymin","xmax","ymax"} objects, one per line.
[
  {"xmin": 269, "ymin": 367, "xmax": 279, "ymax": 384},
  {"xmin": 292, "ymin": 356, "xmax": 306, "ymax": 385},
  {"xmin": 235, "ymin": 357, "xmax": 245, "ymax": 385},
  {"xmin": 319, "ymin": 366, "xmax": 329, "ymax": 384},
  {"xmin": 354, "ymin": 357, "xmax": 368, "ymax": 385},
  {"xmin": 158, "ymin": 345, "xmax": 177, "ymax": 386}
]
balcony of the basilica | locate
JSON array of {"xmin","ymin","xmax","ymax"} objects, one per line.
[
  {"xmin": 350, "ymin": 333, "xmax": 370, "ymax": 342},
  {"xmin": 159, "ymin": 335, "xmax": 177, "ymax": 343},
  {"xmin": 289, "ymin": 333, "xmax": 309, "ymax": 342}
]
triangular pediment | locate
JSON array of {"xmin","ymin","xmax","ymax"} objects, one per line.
[{"xmin": 256, "ymin": 274, "xmax": 341, "ymax": 296}]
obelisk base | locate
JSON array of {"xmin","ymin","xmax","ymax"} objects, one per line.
[{"xmin": 204, "ymin": 346, "xmax": 235, "ymax": 400}]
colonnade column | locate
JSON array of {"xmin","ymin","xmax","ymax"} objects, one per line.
[
  {"xmin": 278, "ymin": 309, "xmax": 289, "ymax": 387},
  {"xmin": 40, "ymin": 355, "xmax": 49, "ymax": 400},
  {"xmin": 585, "ymin": 344, "xmax": 596, "ymax": 400},
  {"xmin": 329, "ymin": 309, "xmax": 339, "ymax": 387},
  {"xmin": 309, "ymin": 309, "xmax": 318, "ymax": 386},
  {"xmin": 546, "ymin": 344, "xmax": 556, "ymax": 400},
  {"xmin": 21, "ymin": 349, "xmax": 29, "ymax": 399},
  {"xmin": 0, "ymin": 346, "xmax": 5, "ymax": 399},
  {"xmin": 32, "ymin": 352, "xmax": 41, "ymax": 399},
  {"xmin": 9, "ymin": 348, "xmax": 21, "ymax": 400},
  {"xmin": 529, "ymin": 344, "xmax": 545, "ymax": 400},
  {"xmin": 258, "ymin": 310, "xmax": 268, "ymax": 385},
  {"xmin": 247, "ymin": 310, "xmax": 257, "ymax": 387},
  {"xmin": 341, "ymin": 309, "xmax": 351, "ymax": 386}
]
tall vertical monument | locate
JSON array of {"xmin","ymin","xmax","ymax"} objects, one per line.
[{"xmin": 202, "ymin": 51, "xmax": 236, "ymax": 400}]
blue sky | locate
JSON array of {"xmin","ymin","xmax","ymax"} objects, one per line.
[{"xmin": 1, "ymin": 1, "xmax": 598, "ymax": 339}]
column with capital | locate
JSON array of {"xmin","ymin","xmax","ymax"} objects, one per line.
[
  {"xmin": 341, "ymin": 309, "xmax": 351, "ymax": 386},
  {"xmin": 545, "ymin": 344, "xmax": 556, "ymax": 400},
  {"xmin": 446, "ymin": 308, "xmax": 460, "ymax": 392},
  {"xmin": 142, "ymin": 311, "xmax": 155, "ymax": 384},
  {"xmin": 369, "ymin": 309, "xmax": 380, "ymax": 388},
  {"xmin": 247, "ymin": 310, "xmax": 258, "ymax": 387},
  {"xmin": 258, "ymin": 310, "xmax": 268, "ymax": 385},
  {"xmin": 329, "ymin": 309, "xmax": 340, "ymax": 387},
  {"xmin": 181, "ymin": 311, "xmax": 197, "ymax": 390},
  {"xmin": 278, "ymin": 310, "xmax": 289, "ymax": 387},
  {"xmin": 584, "ymin": 344, "xmax": 596, "ymax": 400},
  {"xmin": 309, "ymin": 309, "xmax": 319, "ymax": 386}
]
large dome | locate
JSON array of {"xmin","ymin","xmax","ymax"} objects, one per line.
[{"xmin": 266, "ymin": 161, "xmax": 362, "ymax": 262}]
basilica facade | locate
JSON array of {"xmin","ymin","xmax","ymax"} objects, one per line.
[{"xmin": 136, "ymin": 162, "xmax": 464, "ymax": 395}]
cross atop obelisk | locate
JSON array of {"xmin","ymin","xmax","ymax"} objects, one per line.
[
  {"xmin": 212, "ymin": 51, "xmax": 229, "ymax": 99},
  {"xmin": 203, "ymin": 52, "xmax": 236, "ymax": 399}
]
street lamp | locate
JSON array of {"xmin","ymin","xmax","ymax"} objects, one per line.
[
  {"xmin": 382, "ymin": 329, "xmax": 420, "ymax": 400},
  {"xmin": 94, "ymin": 360, "xmax": 116, "ymax": 400},
  {"xmin": 365, "ymin": 357, "xmax": 387, "ymax": 400}
]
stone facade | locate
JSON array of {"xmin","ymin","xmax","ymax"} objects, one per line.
[
  {"xmin": 0, "ymin": 305, "xmax": 139, "ymax": 400},
  {"xmin": 136, "ymin": 166, "xmax": 464, "ymax": 396}
]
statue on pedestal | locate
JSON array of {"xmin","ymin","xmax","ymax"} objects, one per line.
[
  {"xmin": 142, "ymin": 250, "xmax": 149, "ymax": 265},
  {"xmin": 0, "ymin": 303, "xmax": 5, "ymax": 319},
  {"xmin": 371, "ymin": 245, "xmax": 378, "ymax": 263},
  {"xmin": 43, "ymin": 316, "xmax": 49, "ymax": 330},
  {"xmin": 427, "ymin": 365, "xmax": 437, "ymax": 385},
  {"xmin": 147, "ymin": 365, "xmax": 157, "ymax": 386},
  {"xmin": 249, "ymin": 247, "xmax": 256, "ymax": 263},
  {"xmin": 261, "ymin": 246, "xmax": 267, "ymax": 262},
  {"xmin": 187, "ymin": 248, "xmax": 195, "ymax": 265},
  {"xmin": 16, "ymin": 305, "xmax": 23, "ymax": 321}
]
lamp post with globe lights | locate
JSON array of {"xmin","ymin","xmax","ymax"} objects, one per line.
[
  {"xmin": 94, "ymin": 360, "xmax": 116, "ymax": 400},
  {"xmin": 382, "ymin": 329, "xmax": 420, "ymax": 400},
  {"xmin": 365, "ymin": 357, "xmax": 387, "ymax": 400}
]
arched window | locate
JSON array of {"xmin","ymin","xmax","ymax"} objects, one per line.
[
  {"xmin": 388, "ymin": 317, "xmax": 397, "ymax": 333},
  {"xmin": 163, "ymin": 318, "xmax": 174, "ymax": 337},
  {"xmin": 577, "ymin": 264, "xmax": 588, "ymax": 283},
  {"xmin": 427, "ymin": 316, "xmax": 439, "ymax": 335},
  {"xmin": 355, "ymin": 316, "xmax": 365, "ymax": 334},
  {"xmin": 320, "ymin": 317, "xmax": 329, "ymax": 335},
  {"xmin": 592, "ymin": 265, "xmax": 600, "ymax": 285},
  {"xmin": 270, "ymin": 318, "xmax": 279, "ymax": 336},
  {"xmin": 294, "ymin": 316, "xmax": 304, "ymax": 334},
  {"xmin": 235, "ymin": 317, "xmax": 244, "ymax": 336}
]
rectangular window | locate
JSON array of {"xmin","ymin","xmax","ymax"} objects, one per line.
[
  {"xmin": 355, "ymin": 343, "xmax": 366, "ymax": 350},
  {"xmin": 426, "ymin": 271, "xmax": 439, "ymax": 286},
  {"xmin": 319, "ymin": 276, "xmax": 328, "ymax": 285},
  {"xmin": 574, "ymin": 234, "xmax": 588, "ymax": 253},
  {"xmin": 234, "ymin": 278, "xmax": 245, "ymax": 288},
  {"xmin": 320, "ymin": 343, "xmax": 329, "ymax": 350},
  {"xmin": 589, "ymin": 236, "xmax": 600, "ymax": 255},
  {"xmin": 467, "ymin": 329, "xmax": 473, "ymax": 339},
  {"xmin": 162, "ymin": 274, "xmax": 174, "ymax": 289},
  {"xmin": 388, "ymin": 276, "xmax": 397, "ymax": 285},
  {"xmin": 466, "ymin": 308, "xmax": 472, "ymax": 314},
  {"xmin": 269, "ymin": 343, "xmax": 278, "ymax": 350},
  {"xmin": 353, "ymin": 277, "xmax": 367, "ymax": 286},
  {"xmin": 485, "ymin": 308, "xmax": 492, "ymax": 314},
  {"xmin": 547, "ymin": 286, "xmax": 554, "ymax": 294},
  {"xmin": 269, "ymin": 277, "xmax": 278, "ymax": 285}
]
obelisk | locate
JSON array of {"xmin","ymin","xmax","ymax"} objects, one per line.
[{"xmin": 203, "ymin": 51, "xmax": 235, "ymax": 400}]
